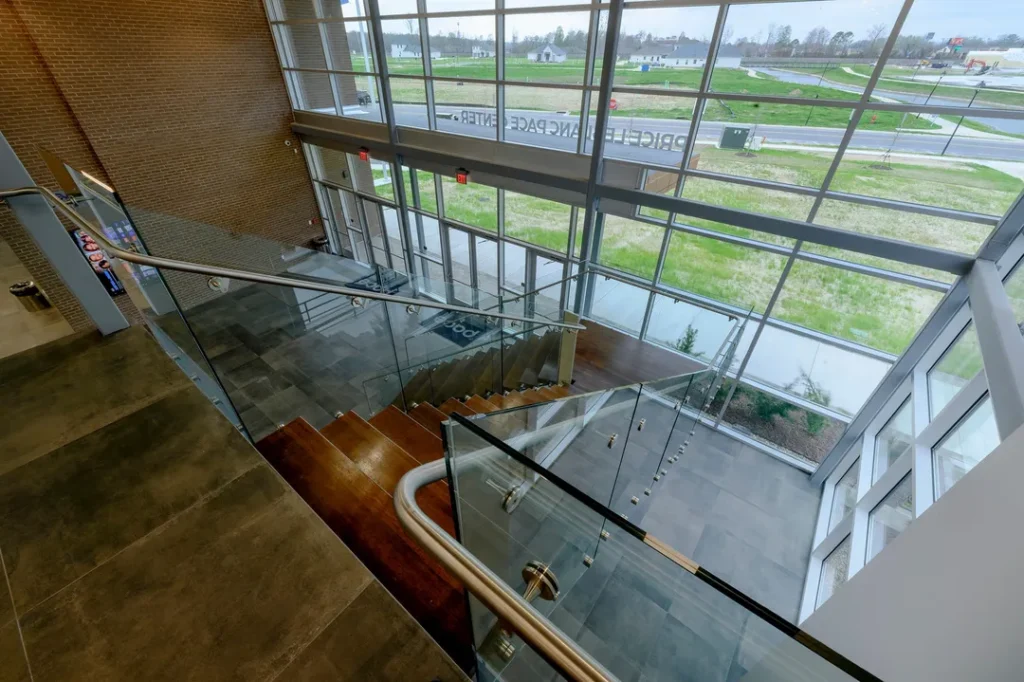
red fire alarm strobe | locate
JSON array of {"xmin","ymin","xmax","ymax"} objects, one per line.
[
  {"xmin": 456, "ymin": 168, "xmax": 470, "ymax": 185},
  {"xmin": 358, "ymin": 147, "xmax": 370, "ymax": 161}
]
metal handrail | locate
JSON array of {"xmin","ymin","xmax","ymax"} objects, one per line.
[
  {"xmin": 0, "ymin": 186, "xmax": 586, "ymax": 331},
  {"xmin": 394, "ymin": 459, "xmax": 617, "ymax": 682}
]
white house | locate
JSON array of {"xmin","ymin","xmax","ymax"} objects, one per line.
[
  {"xmin": 627, "ymin": 43, "xmax": 742, "ymax": 69},
  {"xmin": 526, "ymin": 43, "xmax": 567, "ymax": 63},
  {"xmin": 390, "ymin": 44, "xmax": 440, "ymax": 59},
  {"xmin": 471, "ymin": 44, "xmax": 496, "ymax": 58}
]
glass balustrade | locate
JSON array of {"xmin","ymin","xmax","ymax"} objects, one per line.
[
  {"xmin": 107, "ymin": 206, "xmax": 573, "ymax": 442},
  {"xmin": 444, "ymin": 408, "xmax": 874, "ymax": 682}
]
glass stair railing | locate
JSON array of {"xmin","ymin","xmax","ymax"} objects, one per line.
[
  {"xmin": 48, "ymin": 194, "xmax": 579, "ymax": 441},
  {"xmin": 431, "ymin": 346, "xmax": 883, "ymax": 682},
  {"xmin": 7, "ymin": 184, "xmax": 872, "ymax": 681},
  {"xmin": 362, "ymin": 273, "xmax": 582, "ymax": 415}
]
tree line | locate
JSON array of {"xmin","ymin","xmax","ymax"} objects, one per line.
[
  {"xmin": 369, "ymin": 22, "xmax": 1024, "ymax": 61},
  {"xmin": 731, "ymin": 24, "xmax": 1023, "ymax": 59}
]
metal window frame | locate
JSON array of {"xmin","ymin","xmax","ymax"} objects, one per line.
[{"xmin": 270, "ymin": 0, "xmax": 1024, "ymax": 491}]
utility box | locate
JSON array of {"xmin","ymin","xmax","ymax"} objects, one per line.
[
  {"xmin": 641, "ymin": 64, "xmax": 650, "ymax": 72},
  {"xmin": 719, "ymin": 126, "xmax": 750, "ymax": 150}
]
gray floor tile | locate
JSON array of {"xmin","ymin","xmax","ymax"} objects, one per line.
[
  {"xmin": 692, "ymin": 525, "xmax": 760, "ymax": 586},
  {"xmin": 731, "ymin": 555, "xmax": 804, "ymax": 624},
  {"xmin": 643, "ymin": 504, "xmax": 706, "ymax": 558},
  {"xmin": 276, "ymin": 581, "xmax": 466, "ymax": 681},
  {"xmin": 239, "ymin": 406, "xmax": 277, "ymax": 442},
  {"xmin": 577, "ymin": 626, "xmax": 644, "ymax": 682},
  {"xmin": 558, "ymin": 549, "xmax": 621, "ymax": 624},
  {"xmin": 0, "ymin": 387, "xmax": 262, "ymax": 612},
  {"xmin": 209, "ymin": 344, "xmax": 259, "ymax": 372},
  {"xmin": 19, "ymin": 465, "xmax": 372, "ymax": 682},
  {"xmin": 678, "ymin": 445, "xmax": 735, "ymax": 486},
  {"xmin": 705, "ymin": 490, "xmax": 786, "ymax": 562},
  {"xmin": 584, "ymin": 566, "xmax": 669, "ymax": 668},
  {"xmin": 643, "ymin": 613, "xmax": 736, "ymax": 682},
  {"xmin": 255, "ymin": 385, "xmax": 333, "ymax": 431}
]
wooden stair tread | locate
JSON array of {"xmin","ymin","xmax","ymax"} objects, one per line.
[
  {"xmin": 320, "ymin": 413, "xmax": 455, "ymax": 535},
  {"xmin": 487, "ymin": 393, "xmax": 507, "ymax": 408},
  {"xmin": 499, "ymin": 391, "xmax": 533, "ymax": 408},
  {"xmin": 439, "ymin": 398, "xmax": 476, "ymax": 417},
  {"xmin": 514, "ymin": 388, "xmax": 546, "ymax": 405},
  {"xmin": 369, "ymin": 405, "xmax": 443, "ymax": 464},
  {"xmin": 256, "ymin": 419, "xmax": 473, "ymax": 671},
  {"xmin": 465, "ymin": 395, "xmax": 497, "ymax": 413},
  {"xmin": 550, "ymin": 384, "xmax": 571, "ymax": 398},
  {"xmin": 409, "ymin": 402, "xmax": 448, "ymax": 438},
  {"xmin": 535, "ymin": 387, "xmax": 561, "ymax": 402}
]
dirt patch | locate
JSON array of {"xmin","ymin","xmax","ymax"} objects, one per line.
[{"xmin": 711, "ymin": 385, "xmax": 844, "ymax": 464}]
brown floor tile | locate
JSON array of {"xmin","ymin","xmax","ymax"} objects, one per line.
[
  {"xmin": 0, "ymin": 387, "xmax": 263, "ymax": 612},
  {"xmin": 0, "ymin": 619, "xmax": 30, "ymax": 682},
  {"xmin": 0, "ymin": 326, "xmax": 190, "ymax": 475},
  {"xmin": 19, "ymin": 465, "xmax": 371, "ymax": 682},
  {"xmin": 276, "ymin": 581, "xmax": 467, "ymax": 682},
  {"xmin": 0, "ymin": 558, "xmax": 11, "ymax": 627}
]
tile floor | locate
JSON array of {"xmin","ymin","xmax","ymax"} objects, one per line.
[
  {"xmin": 0, "ymin": 327, "xmax": 466, "ymax": 681},
  {"xmin": 156, "ymin": 263, "xmax": 500, "ymax": 441},
  {"xmin": 0, "ymin": 238, "xmax": 73, "ymax": 361},
  {"xmin": 458, "ymin": 400, "xmax": 822, "ymax": 682}
]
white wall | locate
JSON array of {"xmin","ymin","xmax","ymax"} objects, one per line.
[{"xmin": 801, "ymin": 422, "xmax": 1024, "ymax": 682}]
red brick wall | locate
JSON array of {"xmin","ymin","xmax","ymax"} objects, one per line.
[{"xmin": 1, "ymin": 0, "xmax": 321, "ymax": 316}]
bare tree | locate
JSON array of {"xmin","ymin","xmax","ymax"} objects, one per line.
[
  {"xmin": 764, "ymin": 23, "xmax": 777, "ymax": 57},
  {"xmin": 804, "ymin": 26, "xmax": 831, "ymax": 56},
  {"xmin": 866, "ymin": 23, "xmax": 888, "ymax": 57},
  {"xmin": 721, "ymin": 26, "xmax": 734, "ymax": 46}
]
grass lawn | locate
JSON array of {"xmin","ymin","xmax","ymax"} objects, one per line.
[
  {"xmin": 786, "ymin": 64, "xmax": 1024, "ymax": 109},
  {"xmin": 387, "ymin": 60, "xmax": 942, "ymax": 131},
  {"xmin": 425, "ymin": 147, "xmax": 1021, "ymax": 354},
  {"xmin": 376, "ymin": 60, "xmax": 1024, "ymax": 354},
  {"xmin": 400, "ymin": 169, "xmax": 439, "ymax": 214}
]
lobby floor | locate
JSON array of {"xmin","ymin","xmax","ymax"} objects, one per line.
[
  {"xmin": 0, "ymin": 327, "xmax": 465, "ymax": 681},
  {"xmin": 0, "ymin": 238, "xmax": 72, "ymax": 360}
]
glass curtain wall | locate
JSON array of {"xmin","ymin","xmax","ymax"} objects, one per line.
[
  {"xmin": 801, "ymin": 248, "xmax": 1024, "ymax": 622},
  {"xmin": 270, "ymin": 0, "xmax": 1024, "ymax": 468}
]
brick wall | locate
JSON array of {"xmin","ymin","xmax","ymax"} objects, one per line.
[
  {"xmin": 0, "ymin": 0, "xmax": 101, "ymax": 330},
  {"xmin": 2, "ymin": 0, "xmax": 322, "ymax": 315}
]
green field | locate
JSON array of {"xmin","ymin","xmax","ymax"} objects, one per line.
[
  {"xmin": 360, "ymin": 59, "xmax": 1024, "ymax": 355},
  {"xmin": 786, "ymin": 64, "xmax": 1024, "ymax": 110},
  {"xmin": 385, "ymin": 147, "xmax": 1022, "ymax": 355},
  {"xmin": 384, "ymin": 60, "xmax": 942, "ymax": 131}
]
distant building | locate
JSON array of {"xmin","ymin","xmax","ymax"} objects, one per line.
[
  {"xmin": 390, "ymin": 44, "xmax": 440, "ymax": 59},
  {"xmin": 471, "ymin": 45, "xmax": 496, "ymax": 58},
  {"xmin": 964, "ymin": 49, "xmax": 1024, "ymax": 69},
  {"xmin": 526, "ymin": 43, "xmax": 567, "ymax": 63},
  {"xmin": 627, "ymin": 43, "xmax": 742, "ymax": 69}
]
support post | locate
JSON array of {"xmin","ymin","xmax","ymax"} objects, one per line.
[
  {"xmin": 0, "ymin": 134, "xmax": 128, "ymax": 335},
  {"xmin": 966, "ymin": 259, "xmax": 1024, "ymax": 439}
]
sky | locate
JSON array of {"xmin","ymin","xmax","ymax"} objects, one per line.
[{"xmin": 369, "ymin": 0, "xmax": 1022, "ymax": 46}]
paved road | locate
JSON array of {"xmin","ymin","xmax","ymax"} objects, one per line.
[
  {"xmin": 383, "ymin": 103, "xmax": 1024, "ymax": 167},
  {"xmin": 757, "ymin": 67, "xmax": 1024, "ymax": 136}
]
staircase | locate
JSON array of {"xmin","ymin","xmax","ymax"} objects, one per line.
[
  {"xmin": 256, "ymin": 382, "xmax": 572, "ymax": 674},
  {"xmin": 391, "ymin": 328, "xmax": 564, "ymax": 409}
]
